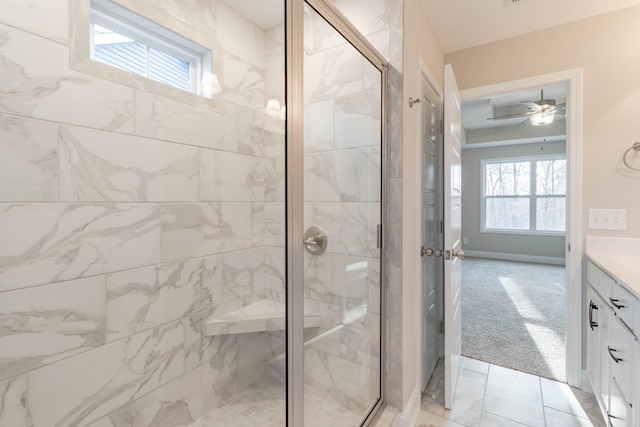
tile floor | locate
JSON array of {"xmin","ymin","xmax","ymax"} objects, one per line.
[{"xmin": 417, "ymin": 357, "xmax": 606, "ymax": 427}]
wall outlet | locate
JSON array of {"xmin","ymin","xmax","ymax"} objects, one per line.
[
  {"xmin": 463, "ymin": 237, "xmax": 468, "ymax": 245},
  {"xmin": 588, "ymin": 209, "xmax": 627, "ymax": 231}
]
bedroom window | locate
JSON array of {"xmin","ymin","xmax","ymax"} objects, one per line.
[
  {"xmin": 482, "ymin": 156, "xmax": 566, "ymax": 234},
  {"xmin": 89, "ymin": 0, "xmax": 211, "ymax": 94}
]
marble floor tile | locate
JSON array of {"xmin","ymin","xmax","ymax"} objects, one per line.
[
  {"xmin": 416, "ymin": 410, "xmax": 466, "ymax": 427},
  {"xmin": 482, "ymin": 365, "xmax": 545, "ymax": 427},
  {"xmin": 459, "ymin": 357, "xmax": 490, "ymax": 375},
  {"xmin": 418, "ymin": 357, "xmax": 604, "ymax": 427},
  {"xmin": 478, "ymin": 412, "xmax": 527, "ymax": 427},
  {"xmin": 544, "ymin": 407, "xmax": 594, "ymax": 427},
  {"xmin": 447, "ymin": 368, "xmax": 487, "ymax": 426},
  {"xmin": 540, "ymin": 377, "xmax": 589, "ymax": 419}
]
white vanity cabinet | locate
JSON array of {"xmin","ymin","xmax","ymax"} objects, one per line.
[{"xmin": 586, "ymin": 259, "xmax": 638, "ymax": 427}]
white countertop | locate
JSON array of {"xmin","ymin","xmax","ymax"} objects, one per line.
[
  {"xmin": 585, "ymin": 236, "xmax": 640, "ymax": 299},
  {"xmin": 586, "ymin": 252, "xmax": 640, "ymax": 297}
]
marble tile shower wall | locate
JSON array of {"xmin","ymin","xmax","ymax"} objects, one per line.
[
  {"xmin": 0, "ymin": 1, "xmax": 285, "ymax": 427},
  {"xmin": 299, "ymin": 4, "xmax": 383, "ymax": 415}
]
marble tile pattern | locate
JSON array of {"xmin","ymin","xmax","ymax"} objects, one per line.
[
  {"xmin": 0, "ymin": 114, "xmax": 58, "ymax": 202},
  {"xmin": 0, "ymin": 0, "xmax": 402, "ymax": 424},
  {"xmin": 416, "ymin": 358, "xmax": 605, "ymax": 427},
  {"xmin": 0, "ymin": 1, "xmax": 290, "ymax": 426}
]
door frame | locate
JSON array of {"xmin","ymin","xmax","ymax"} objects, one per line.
[
  {"xmin": 286, "ymin": 0, "xmax": 389, "ymax": 425},
  {"xmin": 415, "ymin": 58, "xmax": 445, "ymax": 391},
  {"xmin": 458, "ymin": 68, "xmax": 584, "ymax": 387}
]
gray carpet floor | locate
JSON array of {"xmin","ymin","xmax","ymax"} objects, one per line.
[{"xmin": 461, "ymin": 257, "xmax": 567, "ymax": 382}]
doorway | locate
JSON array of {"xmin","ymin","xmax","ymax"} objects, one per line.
[{"xmin": 419, "ymin": 68, "xmax": 584, "ymax": 399}]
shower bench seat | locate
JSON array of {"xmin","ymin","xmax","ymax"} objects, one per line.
[{"xmin": 205, "ymin": 299, "xmax": 321, "ymax": 336}]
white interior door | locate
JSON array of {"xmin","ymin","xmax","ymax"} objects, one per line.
[
  {"xmin": 443, "ymin": 64, "xmax": 463, "ymax": 409},
  {"xmin": 420, "ymin": 74, "xmax": 443, "ymax": 390}
]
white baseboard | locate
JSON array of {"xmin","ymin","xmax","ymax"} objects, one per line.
[
  {"xmin": 393, "ymin": 386, "xmax": 420, "ymax": 427},
  {"xmin": 464, "ymin": 250, "xmax": 565, "ymax": 266}
]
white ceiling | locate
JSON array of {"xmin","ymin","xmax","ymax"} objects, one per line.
[{"xmin": 419, "ymin": 0, "xmax": 640, "ymax": 53}]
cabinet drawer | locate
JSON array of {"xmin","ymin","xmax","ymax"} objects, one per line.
[
  {"xmin": 587, "ymin": 260, "xmax": 614, "ymax": 300},
  {"xmin": 611, "ymin": 283, "xmax": 638, "ymax": 334},
  {"xmin": 609, "ymin": 316, "xmax": 633, "ymax": 403},
  {"xmin": 609, "ymin": 377, "xmax": 632, "ymax": 427}
]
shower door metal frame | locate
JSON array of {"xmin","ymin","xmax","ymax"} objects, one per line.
[{"xmin": 286, "ymin": 0, "xmax": 388, "ymax": 425}]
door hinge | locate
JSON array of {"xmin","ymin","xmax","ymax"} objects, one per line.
[
  {"xmin": 440, "ymin": 320, "xmax": 444, "ymax": 334},
  {"xmin": 568, "ymin": 243, "xmax": 571, "ymax": 252},
  {"xmin": 439, "ymin": 220, "xmax": 443, "ymax": 234},
  {"xmin": 439, "ymin": 119, "xmax": 444, "ymax": 134},
  {"xmin": 377, "ymin": 224, "xmax": 383, "ymax": 249}
]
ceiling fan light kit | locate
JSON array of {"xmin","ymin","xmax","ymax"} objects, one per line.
[
  {"xmin": 530, "ymin": 109, "xmax": 555, "ymax": 126},
  {"xmin": 488, "ymin": 89, "xmax": 562, "ymax": 126}
]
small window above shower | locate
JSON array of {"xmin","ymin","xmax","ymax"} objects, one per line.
[{"xmin": 89, "ymin": 0, "xmax": 216, "ymax": 96}]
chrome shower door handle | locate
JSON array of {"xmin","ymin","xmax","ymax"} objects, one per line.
[{"xmin": 303, "ymin": 226, "xmax": 327, "ymax": 255}]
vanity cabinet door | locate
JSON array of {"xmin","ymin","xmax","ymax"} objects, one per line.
[
  {"xmin": 610, "ymin": 316, "xmax": 632, "ymax": 403},
  {"xmin": 587, "ymin": 286, "xmax": 603, "ymax": 390},
  {"xmin": 608, "ymin": 376, "xmax": 632, "ymax": 427}
]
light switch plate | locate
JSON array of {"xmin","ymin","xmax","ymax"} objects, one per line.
[{"xmin": 588, "ymin": 209, "xmax": 627, "ymax": 230}]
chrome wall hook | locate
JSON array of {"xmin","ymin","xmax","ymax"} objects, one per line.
[{"xmin": 408, "ymin": 96, "xmax": 421, "ymax": 108}]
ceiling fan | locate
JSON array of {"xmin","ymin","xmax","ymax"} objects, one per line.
[{"xmin": 488, "ymin": 90, "xmax": 565, "ymax": 126}]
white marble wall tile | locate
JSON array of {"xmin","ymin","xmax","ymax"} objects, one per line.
[
  {"xmin": 236, "ymin": 332, "xmax": 268, "ymax": 391},
  {"xmin": 27, "ymin": 321, "xmax": 184, "ymax": 427},
  {"xmin": 304, "ymin": 43, "xmax": 364, "ymax": 104},
  {"xmin": 0, "ymin": 203, "xmax": 161, "ymax": 292},
  {"xmin": 222, "ymin": 51, "xmax": 266, "ymax": 110},
  {"xmin": 222, "ymin": 101, "xmax": 265, "ymax": 156},
  {"xmin": 305, "ymin": 253, "xmax": 369, "ymax": 307},
  {"xmin": 304, "ymin": 347, "xmax": 379, "ymax": 412},
  {"xmin": 0, "ymin": 276, "xmax": 106, "ymax": 381},
  {"xmin": 0, "ymin": 25, "xmax": 134, "ymax": 132},
  {"xmin": 368, "ymin": 257, "xmax": 381, "ymax": 315},
  {"xmin": 134, "ymin": 0, "xmax": 217, "ymax": 37},
  {"xmin": 332, "ymin": 0, "xmax": 390, "ymax": 37},
  {"xmin": 135, "ymin": 91, "xmax": 224, "ymax": 150},
  {"xmin": 304, "ymin": 150, "xmax": 358, "ymax": 202},
  {"xmin": 356, "ymin": 146, "xmax": 382, "ymax": 202},
  {"xmin": 304, "ymin": 4, "xmax": 347, "ymax": 54},
  {"xmin": 264, "ymin": 156, "xmax": 285, "ymax": 202},
  {"xmin": 261, "ymin": 202, "xmax": 286, "ymax": 248},
  {"xmin": 0, "ymin": 375, "xmax": 27, "ymax": 427},
  {"xmin": 184, "ymin": 309, "xmax": 238, "ymax": 372},
  {"xmin": 303, "ymin": 299, "xmax": 380, "ymax": 370},
  {"xmin": 0, "ymin": 0, "xmax": 69, "ymax": 45},
  {"xmin": 264, "ymin": 246, "xmax": 285, "ymax": 293},
  {"xmin": 0, "ymin": 114, "xmax": 58, "ymax": 202},
  {"xmin": 264, "ymin": 24, "xmax": 285, "ymax": 105},
  {"xmin": 310, "ymin": 202, "xmax": 380, "ymax": 257},
  {"xmin": 160, "ymin": 203, "xmax": 253, "ymax": 262},
  {"xmin": 222, "ymin": 248, "xmax": 265, "ymax": 303},
  {"xmin": 60, "ymin": 126, "xmax": 200, "ymax": 202},
  {"xmin": 262, "ymin": 115, "xmax": 285, "ymax": 159},
  {"xmin": 200, "ymin": 150, "xmax": 263, "ymax": 202},
  {"xmin": 106, "ymin": 255, "xmax": 222, "ymax": 342},
  {"xmin": 304, "ymin": 100, "xmax": 335, "ymax": 153},
  {"xmin": 334, "ymin": 91, "xmax": 381, "ymax": 150}
]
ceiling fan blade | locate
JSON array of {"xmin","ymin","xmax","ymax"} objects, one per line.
[{"xmin": 487, "ymin": 111, "xmax": 535, "ymax": 120}]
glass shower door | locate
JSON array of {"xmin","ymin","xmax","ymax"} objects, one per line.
[{"xmin": 299, "ymin": 2, "xmax": 385, "ymax": 425}]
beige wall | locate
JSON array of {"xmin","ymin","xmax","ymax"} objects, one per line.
[
  {"xmin": 446, "ymin": 5, "xmax": 640, "ymax": 239},
  {"xmin": 401, "ymin": 0, "xmax": 444, "ymax": 413}
]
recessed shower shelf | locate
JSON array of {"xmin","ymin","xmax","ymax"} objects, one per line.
[{"xmin": 205, "ymin": 299, "xmax": 321, "ymax": 336}]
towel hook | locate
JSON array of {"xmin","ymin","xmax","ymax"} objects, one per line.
[
  {"xmin": 623, "ymin": 142, "xmax": 640, "ymax": 171},
  {"xmin": 408, "ymin": 97, "xmax": 421, "ymax": 108}
]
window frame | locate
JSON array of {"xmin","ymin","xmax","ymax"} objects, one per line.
[
  {"xmin": 481, "ymin": 154, "xmax": 567, "ymax": 236},
  {"xmin": 89, "ymin": 0, "xmax": 211, "ymax": 96}
]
